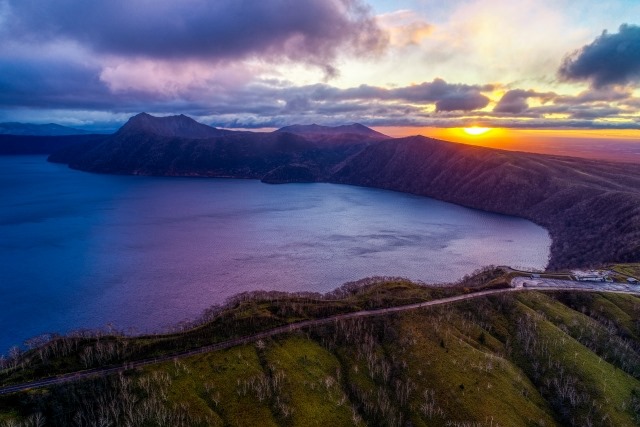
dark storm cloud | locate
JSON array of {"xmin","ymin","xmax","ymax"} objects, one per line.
[
  {"xmin": 4, "ymin": 0, "xmax": 387, "ymax": 69},
  {"xmin": 0, "ymin": 0, "xmax": 388, "ymax": 114},
  {"xmin": 0, "ymin": 56, "xmax": 110, "ymax": 109},
  {"xmin": 559, "ymin": 24, "xmax": 640, "ymax": 87}
]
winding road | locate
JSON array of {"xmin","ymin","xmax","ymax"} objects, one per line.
[{"xmin": 1, "ymin": 280, "xmax": 638, "ymax": 396}]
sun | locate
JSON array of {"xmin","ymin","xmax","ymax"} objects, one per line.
[{"xmin": 463, "ymin": 127, "xmax": 492, "ymax": 136}]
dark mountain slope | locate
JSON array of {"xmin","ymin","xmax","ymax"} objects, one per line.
[
  {"xmin": 49, "ymin": 116, "xmax": 372, "ymax": 180},
  {"xmin": 331, "ymin": 136, "xmax": 640, "ymax": 269},
  {"xmin": 118, "ymin": 112, "xmax": 232, "ymax": 139}
]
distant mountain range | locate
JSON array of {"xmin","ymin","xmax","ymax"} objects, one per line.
[
  {"xmin": 0, "ymin": 122, "xmax": 89, "ymax": 136},
  {"xmin": 4, "ymin": 112, "xmax": 640, "ymax": 269},
  {"xmin": 48, "ymin": 113, "xmax": 382, "ymax": 182},
  {"xmin": 0, "ymin": 122, "xmax": 105, "ymax": 155},
  {"xmin": 276, "ymin": 123, "xmax": 388, "ymax": 139}
]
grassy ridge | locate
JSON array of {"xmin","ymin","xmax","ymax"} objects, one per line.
[
  {"xmin": 1, "ymin": 287, "xmax": 639, "ymax": 426},
  {"xmin": 0, "ymin": 277, "xmax": 480, "ymax": 387}
]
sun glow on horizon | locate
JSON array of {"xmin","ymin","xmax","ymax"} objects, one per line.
[{"xmin": 462, "ymin": 127, "xmax": 492, "ymax": 136}]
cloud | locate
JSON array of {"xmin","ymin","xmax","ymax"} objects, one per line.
[
  {"xmin": 559, "ymin": 24, "xmax": 640, "ymax": 87},
  {"xmin": 289, "ymin": 78, "xmax": 492, "ymax": 112},
  {"xmin": 494, "ymin": 89, "xmax": 555, "ymax": 114},
  {"xmin": 3, "ymin": 0, "xmax": 387, "ymax": 75},
  {"xmin": 99, "ymin": 59, "xmax": 259, "ymax": 97},
  {"xmin": 434, "ymin": 93, "xmax": 489, "ymax": 112},
  {"xmin": 568, "ymin": 107, "xmax": 622, "ymax": 120},
  {"xmin": 554, "ymin": 87, "xmax": 633, "ymax": 105},
  {"xmin": 411, "ymin": 0, "xmax": 587, "ymax": 86},
  {"xmin": 377, "ymin": 10, "xmax": 433, "ymax": 47},
  {"xmin": 4, "ymin": 61, "xmax": 639, "ymax": 131},
  {"xmin": 0, "ymin": 55, "xmax": 110, "ymax": 109},
  {"xmin": 391, "ymin": 79, "xmax": 492, "ymax": 108}
]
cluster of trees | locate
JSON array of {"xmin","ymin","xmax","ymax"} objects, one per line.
[
  {"xmin": 0, "ymin": 330, "xmax": 140, "ymax": 382},
  {"xmin": 514, "ymin": 312, "xmax": 598, "ymax": 422},
  {"xmin": 313, "ymin": 317, "xmax": 434, "ymax": 426},
  {"xmin": 0, "ymin": 370, "xmax": 214, "ymax": 427}
]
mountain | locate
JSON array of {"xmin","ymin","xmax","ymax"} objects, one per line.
[
  {"xmin": 276, "ymin": 123, "xmax": 388, "ymax": 140},
  {"xmin": 48, "ymin": 113, "xmax": 640, "ymax": 269},
  {"xmin": 118, "ymin": 112, "xmax": 232, "ymax": 139},
  {"xmin": 331, "ymin": 135, "xmax": 640, "ymax": 269},
  {"xmin": 49, "ymin": 113, "xmax": 372, "ymax": 180},
  {"xmin": 0, "ymin": 122, "xmax": 89, "ymax": 136}
]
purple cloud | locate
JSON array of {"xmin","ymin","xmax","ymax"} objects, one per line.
[
  {"xmin": 434, "ymin": 93, "xmax": 489, "ymax": 112},
  {"xmin": 288, "ymin": 79, "xmax": 492, "ymax": 112},
  {"xmin": 3, "ymin": 0, "xmax": 386, "ymax": 73}
]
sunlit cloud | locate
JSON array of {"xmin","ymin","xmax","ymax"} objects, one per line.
[
  {"xmin": 377, "ymin": 10, "xmax": 433, "ymax": 47},
  {"xmin": 99, "ymin": 60, "xmax": 259, "ymax": 97},
  {"xmin": 0, "ymin": 0, "xmax": 639, "ymax": 132}
]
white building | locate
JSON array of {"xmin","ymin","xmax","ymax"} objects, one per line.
[{"xmin": 572, "ymin": 269, "xmax": 610, "ymax": 282}]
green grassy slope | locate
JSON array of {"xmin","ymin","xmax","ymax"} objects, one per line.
[
  {"xmin": 0, "ymin": 277, "xmax": 479, "ymax": 388},
  {"xmin": 2, "ymin": 288, "xmax": 639, "ymax": 427}
]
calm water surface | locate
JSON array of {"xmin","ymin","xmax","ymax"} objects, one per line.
[{"xmin": 0, "ymin": 156, "xmax": 550, "ymax": 352}]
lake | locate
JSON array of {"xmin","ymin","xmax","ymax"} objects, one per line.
[{"xmin": 0, "ymin": 156, "xmax": 550, "ymax": 353}]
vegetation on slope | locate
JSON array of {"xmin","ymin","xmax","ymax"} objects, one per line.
[
  {"xmin": 1, "ymin": 275, "xmax": 639, "ymax": 426},
  {"xmin": 2, "ymin": 273, "xmax": 505, "ymax": 387}
]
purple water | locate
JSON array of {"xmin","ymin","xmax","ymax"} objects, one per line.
[{"xmin": 0, "ymin": 156, "xmax": 550, "ymax": 353}]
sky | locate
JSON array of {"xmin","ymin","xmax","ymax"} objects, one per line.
[{"xmin": 1, "ymin": 0, "xmax": 640, "ymax": 141}]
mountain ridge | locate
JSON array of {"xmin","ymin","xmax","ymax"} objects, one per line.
[
  {"xmin": 48, "ymin": 113, "xmax": 373, "ymax": 180},
  {"xmin": 45, "ymin": 113, "xmax": 640, "ymax": 269},
  {"xmin": 0, "ymin": 122, "xmax": 90, "ymax": 136},
  {"xmin": 330, "ymin": 135, "xmax": 640, "ymax": 269}
]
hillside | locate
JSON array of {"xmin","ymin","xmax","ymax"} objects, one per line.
[
  {"xmin": 46, "ymin": 113, "xmax": 640, "ymax": 269},
  {"xmin": 118, "ymin": 112, "xmax": 232, "ymax": 139},
  {"xmin": 331, "ymin": 136, "xmax": 640, "ymax": 269},
  {"xmin": 1, "ymin": 271, "xmax": 639, "ymax": 426},
  {"xmin": 49, "ymin": 114, "xmax": 374, "ymax": 180}
]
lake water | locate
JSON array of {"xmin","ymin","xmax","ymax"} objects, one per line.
[{"xmin": 0, "ymin": 156, "xmax": 550, "ymax": 353}]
